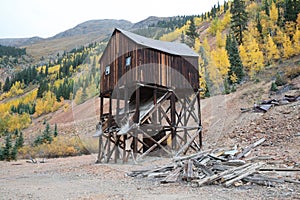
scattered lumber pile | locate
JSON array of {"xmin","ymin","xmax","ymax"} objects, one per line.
[
  {"xmin": 241, "ymin": 94, "xmax": 300, "ymax": 113},
  {"xmin": 127, "ymin": 138, "xmax": 300, "ymax": 187}
]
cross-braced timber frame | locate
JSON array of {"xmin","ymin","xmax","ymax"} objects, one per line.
[{"xmin": 96, "ymin": 82, "xmax": 202, "ymax": 163}]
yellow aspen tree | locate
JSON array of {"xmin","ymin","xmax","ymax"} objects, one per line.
[
  {"xmin": 239, "ymin": 32, "xmax": 264, "ymax": 78},
  {"xmin": 221, "ymin": 10, "xmax": 231, "ymax": 29},
  {"xmin": 285, "ymin": 21, "xmax": 296, "ymax": 39},
  {"xmin": 199, "ymin": 58, "xmax": 207, "ymax": 97},
  {"xmin": 216, "ymin": 30, "xmax": 225, "ymax": 48},
  {"xmin": 202, "ymin": 37, "xmax": 211, "ymax": 52},
  {"xmin": 239, "ymin": 44, "xmax": 248, "ymax": 69},
  {"xmin": 283, "ymin": 34, "xmax": 294, "ymax": 58},
  {"xmin": 293, "ymin": 28, "xmax": 300, "ymax": 54},
  {"xmin": 273, "ymin": 27, "xmax": 285, "ymax": 46},
  {"xmin": 270, "ymin": 1, "xmax": 278, "ymax": 25},
  {"xmin": 34, "ymin": 99, "xmax": 45, "ymax": 117},
  {"xmin": 297, "ymin": 13, "xmax": 300, "ymax": 28},
  {"xmin": 260, "ymin": 12, "xmax": 273, "ymax": 38},
  {"xmin": 194, "ymin": 38, "xmax": 201, "ymax": 52},
  {"xmin": 9, "ymin": 81, "xmax": 24, "ymax": 96},
  {"xmin": 265, "ymin": 34, "xmax": 280, "ymax": 63},
  {"xmin": 210, "ymin": 47, "xmax": 230, "ymax": 84}
]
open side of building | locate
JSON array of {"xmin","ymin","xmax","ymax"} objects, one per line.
[{"xmin": 96, "ymin": 28, "xmax": 202, "ymax": 163}]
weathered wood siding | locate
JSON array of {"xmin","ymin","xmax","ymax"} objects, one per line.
[{"xmin": 100, "ymin": 30, "xmax": 199, "ymax": 94}]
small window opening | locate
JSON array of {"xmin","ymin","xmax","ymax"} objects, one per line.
[
  {"xmin": 105, "ymin": 65, "xmax": 110, "ymax": 75},
  {"xmin": 126, "ymin": 56, "xmax": 131, "ymax": 67}
]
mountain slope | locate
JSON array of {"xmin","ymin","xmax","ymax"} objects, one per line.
[{"xmin": 51, "ymin": 19, "xmax": 133, "ymax": 39}]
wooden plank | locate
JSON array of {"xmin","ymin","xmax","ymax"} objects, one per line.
[
  {"xmin": 259, "ymin": 168, "xmax": 300, "ymax": 172},
  {"xmin": 235, "ymin": 138, "xmax": 266, "ymax": 159},
  {"xmin": 222, "ymin": 162, "xmax": 263, "ymax": 182},
  {"xmin": 173, "ymin": 149, "xmax": 210, "ymax": 162},
  {"xmin": 186, "ymin": 159, "xmax": 194, "ymax": 182},
  {"xmin": 223, "ymin": 162, "xmax": 264, "ymax": 187},
  {"xmin": 161, "ymin": 168, "xmax": 181, "ymax": 184},
  {"xmin": 193, "ymin": 163, "xmax": 252, "ymax": 187},
  {"xmin": 193, "ymin": 160, "xmax": 214, "ymax": 176}
]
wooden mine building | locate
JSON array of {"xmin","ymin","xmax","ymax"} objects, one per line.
[{"xmin": 96, "ymin": 28, "xmax": 202, "ymax": 163}]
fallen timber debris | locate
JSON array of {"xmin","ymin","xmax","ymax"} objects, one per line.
[
  {"xmin": 241, "ymin": 94, "xmax": 300, "ymax": 113},
  {"xmin": 127, "ymin": 137, "xmax": 300, "ymax": 188}
]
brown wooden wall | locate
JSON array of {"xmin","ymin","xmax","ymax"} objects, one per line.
[{"xmin": 100, "ymin": 30, "xmax": 199, "ymax": 95}]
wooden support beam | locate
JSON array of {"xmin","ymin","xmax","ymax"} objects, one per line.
[
  {"xmin": 175, "ymin": 128, "xmax": 202, "ymax": 157},
  {"xmin": 197, "ymin": 91, "xmax": 202, "ymax": 147},
  {"xmin": 183, "ymin": 97, "xmax": 188, "ymax": 144},
  {"xmin": 138, "ymin": 128, "xmax": 172, "ymax": 155},
  {"xmin": 106, "ymin": 94, "xmax": 113, "ymax": 163},
  {"xmin": 171, "ymin": 92, "xmax": 176, "ymax": 150},
  {"xmin": 96, "ymin": 135, "xmax": 103, "ymax": 163},
  {"xmin": 100, "ymin": 96, "xmax": 104, "ymax": 121},
  {"xmin": 137, "ymin": 132, "xmax": 171, "ymax": 161},
  {"xmin": 122, "ymin": 135, "xmax": 127, "ymax": 163},
  {"xmin": 132, "ymin": 86, "xmax": 140, "ymax": 159}
]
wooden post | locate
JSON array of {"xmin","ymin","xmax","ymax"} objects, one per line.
[
  {"xmin": 114, "ymin": 89, "xmax": 120, "ymax": 163},
  {"xmin": 97, "ymin": 94, "xmax": 104, "ymax": 163},
  {"xmin": 197, "ymin": 91, "xmax": 202, "ymax": 147},
  {"xmin": 106, "ymin": 93, "xmax": 113, "ymax": 162},
  {"xmin": 183, "ymin": 97, "xmax": 188, "ymax": 144},
  {"xmin": 170, "ymin": 92, "xmax": 176, "ymax": 150},
  {"xmin": 100, "ymin": 95, "xmax": 104, "ymax": 121},
  {"xmin": 153, "ymin": 88, "xmax": 158, "ymax": 124},
  {"xmin": 133, "ymin": 86, "xmax": 140, "ymax": 157},
  {"xmin": 123, "ymin": 86, "xmax": 128, "ymax": 163}
]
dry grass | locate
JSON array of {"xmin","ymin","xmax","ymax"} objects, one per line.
[{"xmin": 24, "ymin": 33, "xmax": 106, "ymax": 61}]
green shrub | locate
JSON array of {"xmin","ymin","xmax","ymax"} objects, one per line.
[{"xmin": 270, "ymin": 82, "xmax": 278, "ymax": 92}]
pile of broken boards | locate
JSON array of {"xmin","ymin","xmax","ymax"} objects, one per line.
[
  {"xmin": 127, "ymin": 138, "xmax": 300, "ymax": 188},
  {"xmin": 241, "ymin": 94, "xmax": 300, "ymax": 113}
]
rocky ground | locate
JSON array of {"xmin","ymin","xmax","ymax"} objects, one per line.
[{"xmin": 1, "ymin": 154, "xmax": 299, "ymax": 200}]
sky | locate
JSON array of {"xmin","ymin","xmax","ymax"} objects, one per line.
[{"xmin": 0, "ymin": 0, "xmax": 220, "ymax": 39}]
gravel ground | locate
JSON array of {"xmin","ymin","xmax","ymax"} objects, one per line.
[{"xmin": 1, "ymin": 154, "xmax": 299, "ymax": 200}]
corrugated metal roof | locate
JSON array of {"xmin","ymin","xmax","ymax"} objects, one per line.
[{"xmin": 116, "ymin": 28, "xmax": 199, "ymax": 57}]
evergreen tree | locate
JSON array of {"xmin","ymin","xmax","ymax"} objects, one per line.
[
  {"xmin": 186, "ymin": 18, "xmax": 199, "ymax": 48},
  {"xmin": 0, "ymin": 147, "xmax": 3, "ymax": 161},
  {"xmin": 226, "ymin": 33, "xmax": 244, "ymax": 83},
  {"xmin": 42, "ymin": 123, "xmax": 53, "ymax": 144},
  {"xmin": 230, "ymin": 0, "xmax": 248, "ymax": 44},
  {"xmin": 224, "ymin": 0, "xmax": 229, "ymax": 12},
  {"xmin": 256, "ymin": 13, "xmax": 263, "ymax": 36},
  {"xmin": 16, "ymin": 131, "xmax": 24, "ymax": 148},
  {"xmin": 45, "ymin": 65, "xmax": 49, "ymax": 77},
  {"xmin": 284, "ymin": 0, "xmax": 299, "ymax": 22},
  {"xmin": 264, "ymin": 0, "xmax": 270, "ymax": 16},
  {"xmin": 0, "ymin": 81, "xmax": 2, "ymax": 91},
  {"xmin": 11, "ymin": 142, "xmax": 18, "ymax": 161},
  {"xmin": 54, "ymin": 123, "xmax": 58, "ymax": 137},
  {"xmin": 3, "ymin": 76, "xmax": 11, "ymax": 92},
  {"xmin": 3, "ymin": 133, "xmax": 12, "ymax": 161},
  {"xmin": 180, "ymin": 31, "xmax": 185, "ymax": 43},
  {"xmin": 37, "ymin": 80, "xmax": 49, "ymax": 98}
]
